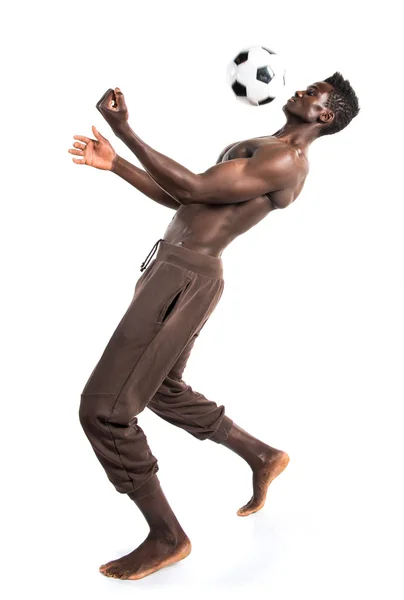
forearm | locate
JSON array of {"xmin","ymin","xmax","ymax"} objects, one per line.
[
  {"xmin": 111, "ymin": 155, "xmax": 180, "ymax": 210},
  {"xmin": 115, "ymin": 124, "xmax": 196, "ymax": 204}
]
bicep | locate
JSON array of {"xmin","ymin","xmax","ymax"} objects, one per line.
[{"xmin": 193, "ymin": 149, "xmax": 295, "ymax": 205}]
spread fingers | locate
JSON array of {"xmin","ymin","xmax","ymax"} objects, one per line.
[{"xmin": 73, "ymin": 134, "xmax": 91, "ymax": 143}]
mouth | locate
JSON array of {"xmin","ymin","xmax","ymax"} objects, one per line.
[{"xmin": 288, "ymin": 97, "xmax": 296, "ymax": 102}]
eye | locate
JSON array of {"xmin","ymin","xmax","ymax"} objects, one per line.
[{"xmin": 307, "ymin": 90, "xmax": 315, "ymax": 96}]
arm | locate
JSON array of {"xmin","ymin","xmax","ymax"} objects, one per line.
[
  {"xmin": 111, "ymin": 142, "xmax": 237, "ymax": 209},
  {"xmin": 68, "ymin": 125, "xmax": 179, "ymax": 210},
  {"xmin": 111, "ymin": 141, "xmax": 236, "ymax": 208},
  {"xmin": 116, "ymin": 125, "xmax": 295, "ymax": 205},
  {"xmin": 191, "ymin": 146, "xmax": 297, "ymax": 205},
  {"xmin": 115, "ymin": 124, "xmax": 196, "ymax": 203},
  {"xmin": 111, "ymin": 155, "xmax": 180, "ymax": 210},
  {"xmin": 116, "ymin": 124, "xmax": 296, "ymax": 205},
  {"xmin": 95, "ymin": 88, "xmax": 294, "ymax": 205}
]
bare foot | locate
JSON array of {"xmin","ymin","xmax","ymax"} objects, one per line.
[
  {"xmin": 99, "ymin": 532, "xmax": 192, "ymax": 580},
  {"xmin": 237, "ymin": 448, "xmax": 290, "ymax": 517}
]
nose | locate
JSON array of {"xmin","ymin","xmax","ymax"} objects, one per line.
[{"xmin": 294, "ymin": 90, "xmax": 304, "ymax": 98}]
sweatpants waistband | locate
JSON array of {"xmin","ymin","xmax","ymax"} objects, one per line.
[{"xmin": 141, "ymin": 239, "xmax": 223, "ymax": 279}]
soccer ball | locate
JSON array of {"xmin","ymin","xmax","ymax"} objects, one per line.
[{"xmin": 227, "ymin": 46, "xmax": 286, "ymax": 106}]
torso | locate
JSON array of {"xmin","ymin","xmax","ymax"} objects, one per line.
[{"xmin": 163, "ymin": 135, "xmax": 309, "ymax": 257}]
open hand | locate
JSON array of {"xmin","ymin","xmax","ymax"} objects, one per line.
[
  {"xmin": 96, "ymin": 87, "xmax": 129, "ymax": 133},
  {"xmin": 68, "ymin": 126, "xmax": 116, "ymax": 170}
]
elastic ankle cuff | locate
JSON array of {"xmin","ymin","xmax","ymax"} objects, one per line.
[
  {"xmin": 208, "ymin": 416, "xmax": 234, "ymax": 444},
  {"xmin": 127, "ymin": 474, "xmax": 161, "ymax": 501}
]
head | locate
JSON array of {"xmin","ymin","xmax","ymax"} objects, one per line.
[{"xmin": 283, "ymin": 72, "xmax": 360, "ymax": 138}]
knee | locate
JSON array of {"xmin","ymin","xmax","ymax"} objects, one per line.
[
  {"xmin": 78, "ymin": 393, "xmax": 109, "ymax": 434},
  {"xmin": 79, "ymin": 391, "xmax": 140, "ymax": 433},
  {"xmin": 78, "ymin": 394, "xmax": 95, "ymax": 432}
]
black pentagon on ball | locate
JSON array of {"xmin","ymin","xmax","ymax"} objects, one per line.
[
  {"xmin": 262, "ymin": 46, "xmax": 276, "ymax": 55},
  {"xmin": 232, "ymin": 80, "xmax": 247, "ymax": 97},
  {"xmin": 257, "ymin": 65, "xmax": 274, "ymax": 84},
  {"xmin": 258, "ymin": 96, "xmax": 276, "ymax": 106},
  {"xmin": 234, "ymin": 51, "xmax": 249, "ymax": 65}
]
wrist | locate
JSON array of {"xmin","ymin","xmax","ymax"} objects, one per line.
[
  {"xmin": 111, "ymin": 154, "xmax": 123, "ymax": 174},
  {"xmin": 114, "ymin": 122, "xmax": 132, "ymax": 140}
]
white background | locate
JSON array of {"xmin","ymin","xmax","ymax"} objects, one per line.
[{"xmin": 2, "ymin": 0, "xmax": 403, "ymax": 598}]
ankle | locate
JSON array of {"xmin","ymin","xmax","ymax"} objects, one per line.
[
  {"xmin": 147, "ymin": 524, "xmax": 186, "ymax": 546},
  {"xmin": 223, "ymin": 429, "xmax": 283, "ymax": 470}
]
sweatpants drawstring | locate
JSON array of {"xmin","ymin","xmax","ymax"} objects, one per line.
[{"xmin": 140, "ymin": 238, "xmax": 164, "ymax": 272}]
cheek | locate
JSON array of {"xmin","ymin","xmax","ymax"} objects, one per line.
[{"xmin": 309, "ymin": 106, "xmax": 321, "ymax": 121}]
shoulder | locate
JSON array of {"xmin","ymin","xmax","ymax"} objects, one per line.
[
  {"xmin": 255, "ymin": 143, "xmax": 298, "ymax": 167},
  {"xmin": 216, "ymin": 141, "xmax": 239, "ymax": 164}
]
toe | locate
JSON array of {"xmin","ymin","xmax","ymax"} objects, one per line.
[
  {"xmin": 109, "ymin": 564, "xmax": 123, "ymax": 576},
  {"xmin": 113, "ymin": 567, "xmax": 126, "ymax": 579},
  {"xmin": 100, "ymin": 560, "xmax": 114, "ymax": 573},
  {"xmin": 238, "ymin": 499, "xmax": 261, "ymax": 516},
  {"xmin": 106, "ymin": 569, "xmax": 119, "ymax": 578},
  {"xmin": 238, "ymin": 499, "xmax": 252, "ymax": 512},
  {"xmin": 113, "ymin": 571, "xmax": 124, "ymax": 579},
  {"xmin": 118, "ymin": 571, "xmax": 130, "ymax": 579}
]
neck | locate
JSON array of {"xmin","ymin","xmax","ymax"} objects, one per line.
[{"xmin": 272, "ymin": 119, "xmax": 319, "ymax": 153}]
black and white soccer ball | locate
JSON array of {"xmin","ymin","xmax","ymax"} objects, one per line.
[{"xmin": 227, "ymin": 46, "xmax": 286, "ymax": 107}]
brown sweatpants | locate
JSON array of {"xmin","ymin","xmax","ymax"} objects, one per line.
[{"xmin": 79, "ymin": 239, "xmax": 233, "ymax": 499}]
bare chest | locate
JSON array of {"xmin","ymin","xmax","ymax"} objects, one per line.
[
  {"xmin": 224, "ymin": 136, "xmax": 308, "ymax": 209},
  {"xmin": 164, "ymin": 135, "xmax": 308, "ymax": 254}
]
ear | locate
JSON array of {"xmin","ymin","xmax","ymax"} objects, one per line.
[{"xmin": 319, "ymin": 110, "xmax": 334, "ymax": 124}]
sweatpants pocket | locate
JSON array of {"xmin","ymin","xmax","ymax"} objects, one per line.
[{"xmin": 157, "ymin": 278, "xmax": 192, "ymax": 323}]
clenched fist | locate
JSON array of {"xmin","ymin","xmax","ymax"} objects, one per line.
[
  {"xmin": 68, "ymin": 126, "xmax": 117, "ymax": 171},
  {"xmin": 96, "ymin": 87, "xmax": 129, "ymax": 133}
]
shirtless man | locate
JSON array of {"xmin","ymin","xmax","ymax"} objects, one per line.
[{"xmin": 69, "ymin": 72, "xmax": 359, "ymax": 581}]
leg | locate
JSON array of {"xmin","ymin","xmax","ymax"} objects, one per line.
[
  {"xmin": 148, "ymin": 331, "xmax": 289, "ymax": 517},
  {"xmin": 79, "ymin": 251, "xmax": 225, "ymax": 579},
  {"xmin": 79, "ymin": 267, "xmax": 193, "ymax": 578},
  {"xmin": 99, "ymin": 483, "xmax": 192, "ymax": 580},
  {"xmin": 78, "ymin": 257, "xmax": 206, "ymax": 496},
  {"xmin": 147, "ymin": 330, "xmax": 233, "ymax": 443},
  {"xmin": 220, "ymin": 424, "xmax": 290, "ymax": 516}
]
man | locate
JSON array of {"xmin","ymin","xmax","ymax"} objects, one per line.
[{"xmin": 69, "ymin": 72, "xmax": 360, "ymax": 581}]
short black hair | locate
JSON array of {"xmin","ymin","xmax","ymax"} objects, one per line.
[{"xmin": 318, "ymin": 72, "xmax": 360, "ymax": 137}]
